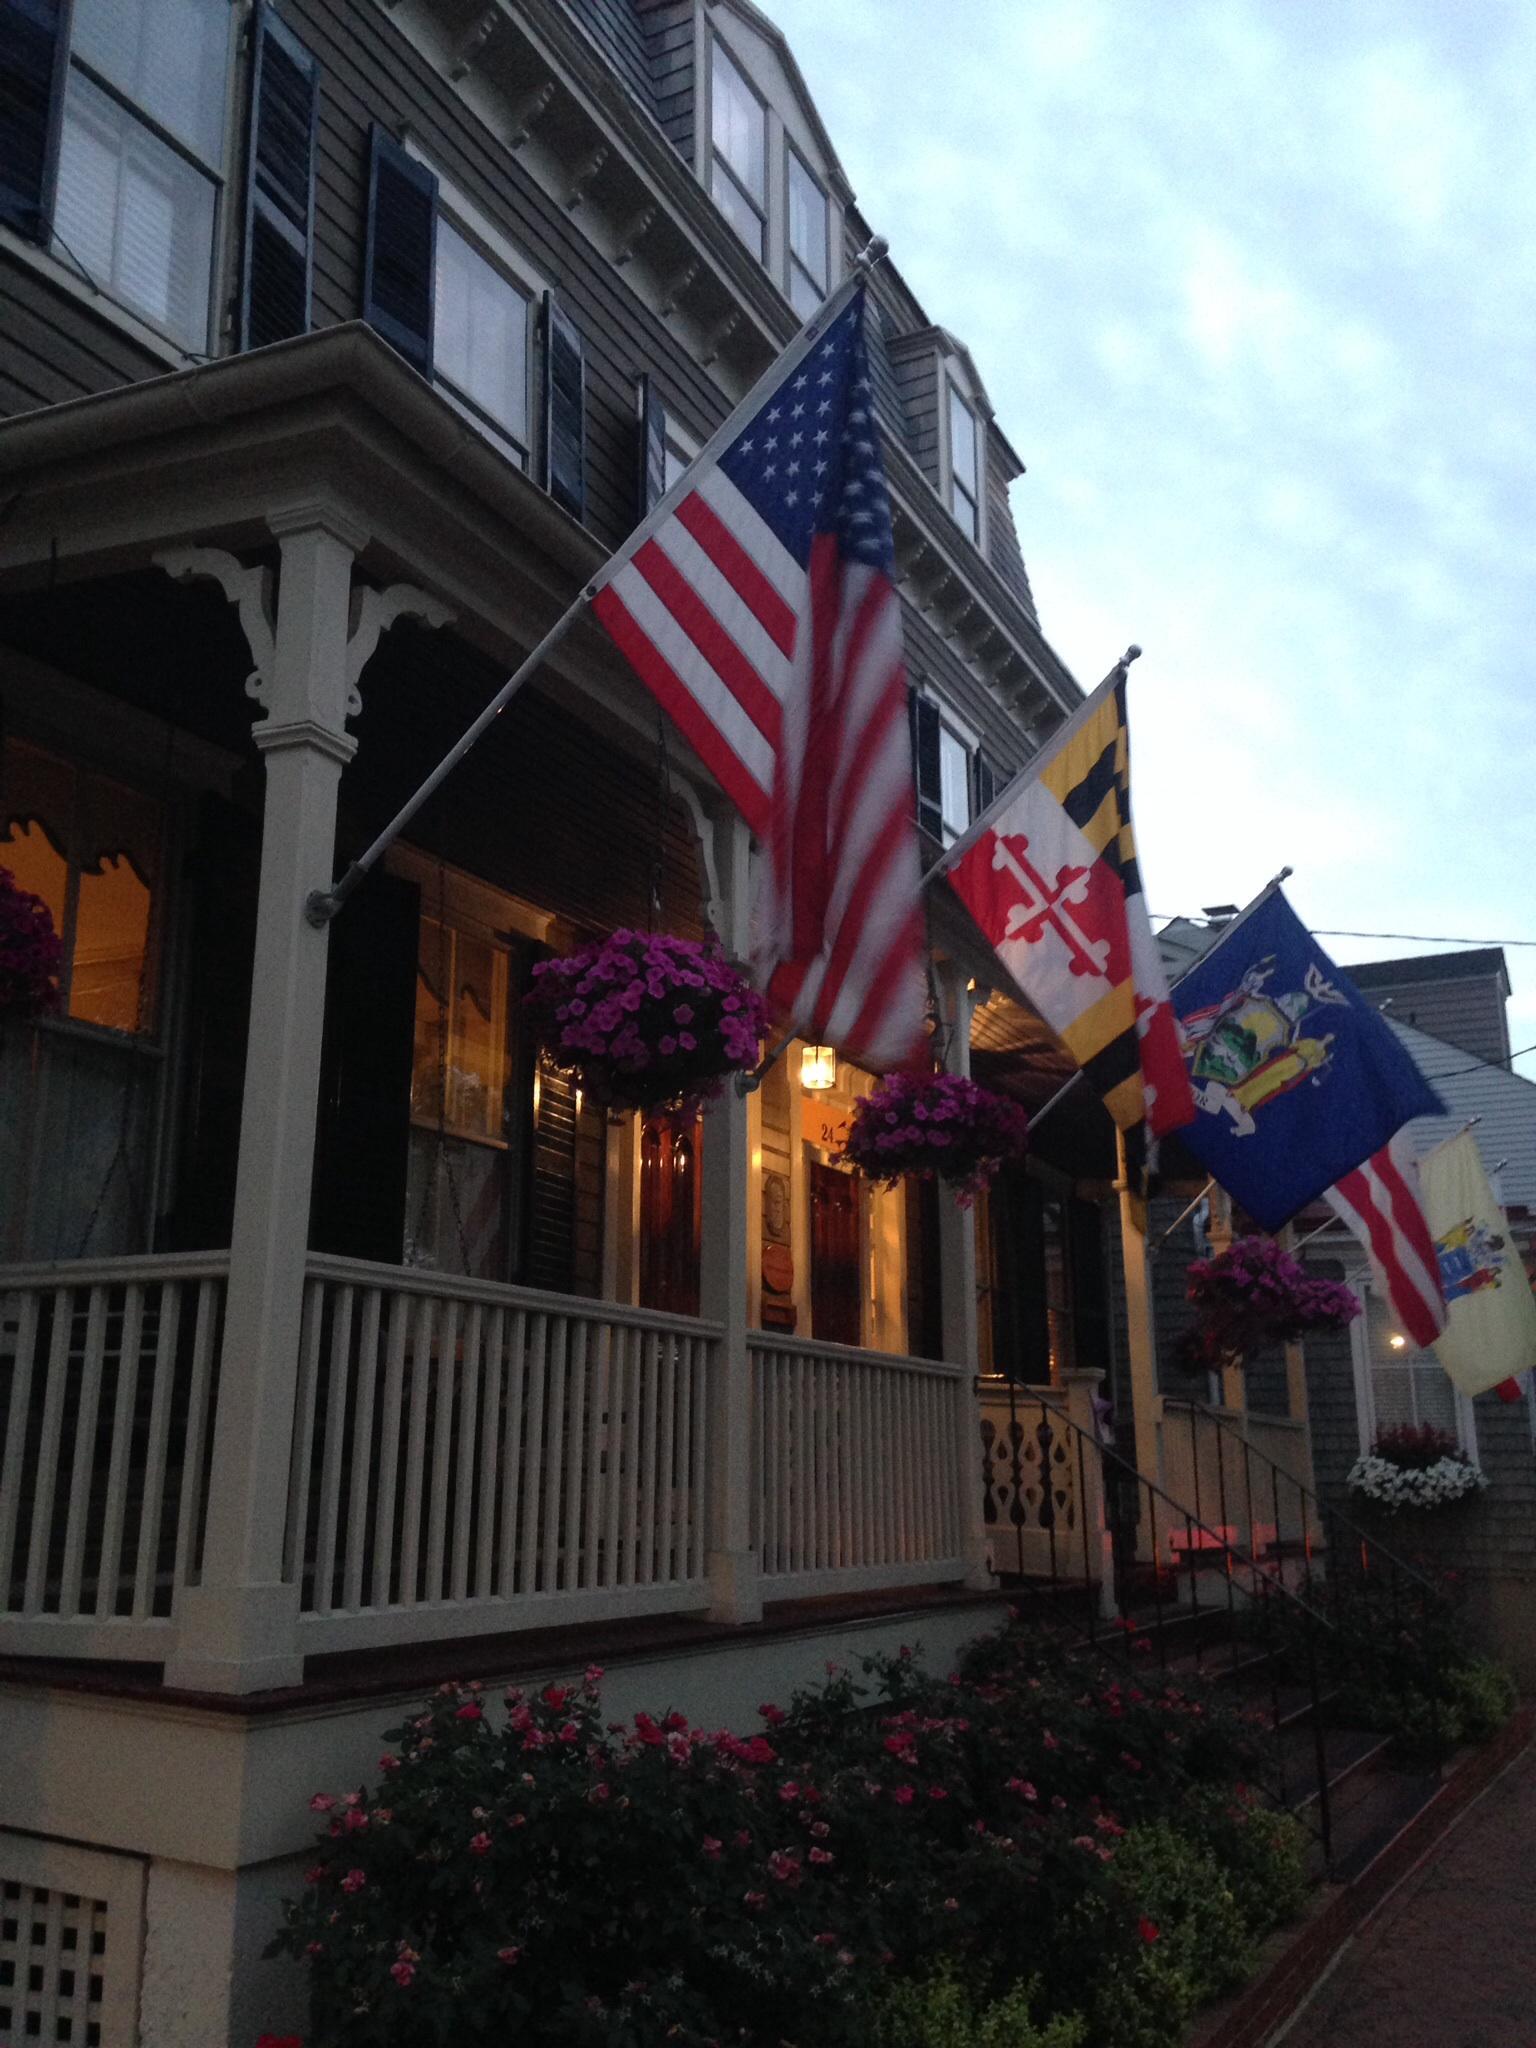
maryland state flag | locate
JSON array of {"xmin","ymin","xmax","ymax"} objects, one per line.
[{"xmin": 942, "ymin": 671, "xmax": 1195, "ymax": 1148}]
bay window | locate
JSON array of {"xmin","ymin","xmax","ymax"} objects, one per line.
[{"xmin": 52, "ymin": 0, "xmax": 232, "ymax": 351}]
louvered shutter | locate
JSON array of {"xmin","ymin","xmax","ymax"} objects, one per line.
[
  {"xmin": 362, "ymin": 124, "xmax": 436, "ymax": 376},
  {"xmin": 239, "ymin": 4, "xmax": 318, "ymax": 350},
  {"xmin": 0, "ymin": 0, "xmax": 69, "ymax": 242},
  {"xmin": 542, "ymin": 290, "xmax": 586, "ymax": 519},
  {"xmin": 909, "ymin": 689, "xmax": 943, "ymax": 840},
  {"xmin": 636, "ymin": 371, "xmax": 667, "ymax": 517}
]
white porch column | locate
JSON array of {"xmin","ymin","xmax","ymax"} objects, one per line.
[
  {"xmin": 167, "ymin": 505, "xmax": 367, "ymax": 1692},
  {"xmin": 935, "ymin": 961, "xmax": 994, "ymax": 1589},
  {"xmin": 700, "ymin": 810, "xmax": 761, "ymax": 1623}
]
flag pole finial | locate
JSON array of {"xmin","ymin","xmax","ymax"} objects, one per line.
[{"xmin": 852, "ymin": 235, "xmax": 889, "ymax": 275}]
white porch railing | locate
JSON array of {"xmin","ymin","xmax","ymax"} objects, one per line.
[
  {"xmin": 289, "ymin": 1256, "xmax": 718, "ymax": 1653},
  {"xmin": 976, "ymin": 1379, "xmax": 1078, "ymax": 1579},
  {"xmin": 0, "ymin": 1254, "xmax": 227, "ymax": 1658},
  {"xmin": 750, "ymin": 1334, "xmax": 967, "ymax": 1597}
]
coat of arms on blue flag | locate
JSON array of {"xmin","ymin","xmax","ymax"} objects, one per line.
[{"xmin": 1171, "ymin": 889, "xmax": 1444, "ymax": 1230}]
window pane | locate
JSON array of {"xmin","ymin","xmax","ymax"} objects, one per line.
[
  {"xmin": 711, "ymin": 40, "xmax": 764, "ymax": 202},
  {"xmin": 72, "ymin": 853, "xmax": 153, "ymax": 1032},
  {"xmin": 789, "ymin": 260, "xmax": 821, "ymax": 320},
  {"xmin": 72, "ymin": 0, "xmax": 229, "ymax": 167},
  {"xmin": 939, "ymin": 727, "xmax": 970, "ymax": 840},
  {"xmin": 788, "ymin": 153, "xmax": 827, "ymax": 287},
  {"xmin": 949, "ymin": 384, "xmax": 979, "ymax": 497},
  {"xmin": 433, "ymin": 222, "xmax": 529, "ymax": 446},
  {"xmin": 663, "ymin": 433, "xmax": 693, "ymax": 492},
  {"xmin": 412, "ymin": 922, "xmax": 448, "ymax": 1123},
  {"xmin": 951, "ymin": 477, "xmax": 979, "ymax": 541},
  {"xmin": 710, "ymin": 160, "xmax": 764, "ymax": 259},
  {"xmin": 450, "ymin": 934, "xmax": 506, "ymax": 1142},
  {"xmin": 56, "ymin": 71, "xmax": 216, "ymax": 348}
]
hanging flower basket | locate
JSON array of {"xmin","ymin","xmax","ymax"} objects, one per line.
[
  {"xmin": 525, "ymin": 928, "xmax": 771, "ymax": 1122},
  {"xmin": 1347, "ymin": 1424, "xmax": 1487, "ymax": 1513},
  {"xmin": 0, "ymin": 866, "xmax": 62, "ymax": 1022},
  {"xmin": 839, "ymin": 1070, "xmax": 1029, "ymax": 1205},
  {"xmin": 1173, "ymin": 1233, "xmax": 1360, "ymax": 1372}
]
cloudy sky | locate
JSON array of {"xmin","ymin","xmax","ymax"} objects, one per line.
[{"xmin": 769, "ymin": 0, "xmax": 1536, "ymax": 1076}]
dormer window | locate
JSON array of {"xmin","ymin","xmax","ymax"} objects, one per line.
[
  {"xmin": 947, "ymin": 381, "xmax": 981, "ymax": 542},
  {"xmin": 787, "ymin": 148, "xmax": 828, "ymax": 317},
  {"xmin": 710, "ymin": 38, "xmax": 767, "ymax": 260}
]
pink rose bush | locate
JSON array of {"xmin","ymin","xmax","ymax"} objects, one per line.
[
  {"xmin": 0, "ymin": 867, "xmax": 62, "ymax": 1020},
  {"xmin": 1174, "ymin": 1234, "xmax": 1359, "ymax": 1372},
  {"xmin": 270, "ymin": 1623, "xmax": 1311, "ymax": 2047},
  {"xmin": 525, "ymin": 928, "xmax": 771, "ymax": 1121},
  {"xmin": 840, "ymin": 1071, "xmax": 1030, "ymax": 1203}
]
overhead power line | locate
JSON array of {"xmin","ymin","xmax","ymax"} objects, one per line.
[{"xmin": 1152, "ymin": 917, "xmax": 1536, "ymax": 949}]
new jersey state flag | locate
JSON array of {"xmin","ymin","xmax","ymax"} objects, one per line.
[
  {"xmin": 943, "ymin": 672, "xmax": 1195, "ymax": 1148},
  {"xmin": 1418, "ymin": 1131, "xmax": 1536, "ymax": 1398},
  {"xmin": 1172, "ymin": 889, "xmax": 1443, "ymax": 1230}
]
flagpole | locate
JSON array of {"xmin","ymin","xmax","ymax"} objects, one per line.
[
  {"xmin": 305, "ymin": 241, "xmax": 892, "ymax": 928},
  {"xmin": 1163, "ymin": 865, "xmax": 1295, "ymax": 994}
]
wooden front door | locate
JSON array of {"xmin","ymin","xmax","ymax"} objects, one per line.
[
  {"xmin": 810, "ymin": 1161, "xmax": 861, "ymax": 1346},
  {"xmin": 639, "ymin": 1119, "xmax": 701, "ymax": 1316}
]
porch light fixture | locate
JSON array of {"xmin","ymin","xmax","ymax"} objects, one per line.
[
  {"xmin": 1388, "ymin": 1332, "xmax": 1407, "ymax": 1351},
  {"xmin": 800, "ymin": 1044, "xmax": 837, "ymax": 1092}
]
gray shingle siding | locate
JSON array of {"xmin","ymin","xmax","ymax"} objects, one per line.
[
  {"xmin": 889, "ymin": 340, "xmax": 941, "ymax": 489},
  {"xmin": 0, "ymin": 256, "xmax": 170, "ymax": 417},
  {"xmin": 986, "ymin": 464, "xmax": 1037, "ymax": 621},
  {"xmin": 644, "ymin": 1, "xmax": 697, "ymax": 160}
]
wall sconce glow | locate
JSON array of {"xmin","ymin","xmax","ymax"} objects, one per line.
[
  {"xmin": 800, "ymin": 1044, "xmax": 837, "ymax": 1092},
  {"xmin": 1388, "ymin": 1333, "xmax": 1407, "ymax": 1351}
]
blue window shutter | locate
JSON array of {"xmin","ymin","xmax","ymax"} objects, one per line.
[
  {"xmin": 909, "ymin": 689, "xmax": 943, "ymax": 840},
  {"xmin": 636, "ymin": 371, "xmax": 667, "ymax": 517},
  {"xmin": 542, "ymin": 290, "xmax": 586, "ymax": 519},
  {"xmin": 0, "ymin": 0, "xmax": 69, "ymax": 243},
  {"xmin": 362, "ymin": 124, "xmax": 436, "ymax": 377},
  {"xmin": 239, "ymin": 4, "xmax": 319, "ymax": 351}
]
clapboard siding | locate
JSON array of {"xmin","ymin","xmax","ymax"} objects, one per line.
[
  {"xmin": 644, "ymin": 0, "xmax": 696, "ymax": 159},
  {"xmin": 285, "ymin": 0, "xmax": 735, "ymax": 552},
  {"xmin": 889, "ymin": 341, "xmax": 941, "ymax": 488},
  {"xmin": 986, "ymin": 465, "xmax": 1038, "ymax": 622},
  {"xmin": 900, "ymin": 604, "xmax": 1030, "ymax": 781},
  {"xmin": 577, "ymin": 0, "xmax": 657, "ymax": 118},
  {"xmin": 0, "ymin": 252, "xmax": 177, "ymax": 418},
  {"xmin": 1351, "ymin": 965, "xmax": 1511, "ymax": 1069}
]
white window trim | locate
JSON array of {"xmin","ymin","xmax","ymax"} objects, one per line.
[
  {"xmin": 784, "ymin": 142, "xmax": 830, "ymax": 313},
  {"xmin": 706, "ymin": 30, "xmax": 769, "ymax": 262},
  {"xmin": 30, "ymin": 0, "xmax": 242, "ymax": 361},
  {"xmin": 917, "ymin": 684, "xmax": 980, "ymax": 846},
  {"xmin": 403, "ymin": 143, "xmax": 549, "ymax": 464},
  {"xmin": 1346, "ymin": 1264, "xmax": 1481, "ymax": 1465}
]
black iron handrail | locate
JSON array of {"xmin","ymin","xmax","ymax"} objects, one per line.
[
  {"xmin": 1176, "ymin": 1398, "xmax": 1444, "ymax": 1602},
  {"xmin": 986, "ymin": 1388, "xmax": 1350, "ymax": 1865}
]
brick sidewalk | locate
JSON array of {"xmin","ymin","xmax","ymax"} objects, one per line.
[{"xmin": 1282, "ymin": 1744, "xmax": 1536, "ymax": 2048}]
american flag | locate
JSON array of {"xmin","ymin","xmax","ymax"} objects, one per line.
[
  {"xmin": 1324, "ymin": 1132, "xmax": 1447, "ymax": 1350},
  {"xmin": 590, "ymin": 288, "xmax": 926, "ymax": 1067}
]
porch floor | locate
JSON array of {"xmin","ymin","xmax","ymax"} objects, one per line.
[{"xmin": 0, "ymin": 1584, "xmax": 1006, "ymax": 1716}]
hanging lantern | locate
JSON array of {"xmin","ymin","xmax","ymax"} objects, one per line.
[{"xmin": 800, "ymin": 1044, "xmax": 837, "ymax": 1092}]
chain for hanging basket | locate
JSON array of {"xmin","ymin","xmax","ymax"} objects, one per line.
[{"xmin": 525, "ymin": 928, "xmax": 770, "ymax": 1124}]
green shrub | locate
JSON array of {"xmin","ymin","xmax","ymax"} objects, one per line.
[
  {"xmin": 870, "ymin": 1968, "xmax": 1087, "ymax": 2048},
  {"xmin": 1446, "ymin": 1655, "xmax": 1518, "ymax": 1743},
  {"xmin": 1178, "ymin": 1784, "xmax": 1311, "ymax": 1938}
]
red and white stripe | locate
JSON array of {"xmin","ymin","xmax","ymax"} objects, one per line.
[
  {"xmin": 1324, "ymin": 1132, "xmax": 1447, "ymax": 1349},
  {"xmin": 592, "ymin": 467, "xmax": 802, "ymax": 843},
  {"xmin": 756, "ymin": 537, "xmax": 926, "ymax": 1066},
  {"xmin": 589, "ymin": 435, "xmax": 925, "ymax": 1069}
]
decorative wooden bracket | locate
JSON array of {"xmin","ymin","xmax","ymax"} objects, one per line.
[
  {"xmin": 507, "ymin": 77, "xmax": 556, "ymax": 150},
  {"xmin": 565, "ymin": 143, "xmax": 610, "ymax": 213},
  {"xmin": 344, "ymin": 583, "xmax": 455, "ymax": 719},
  {"xmin": 613, "ymin": 202, "xmax": 658, "ymax": 267},
  {"xmin": 154, "ymin": 546, "xmax": 276, "ymax": 710},
  {"xmin": 447, "ymin": 8, "xmax": 498, "ymax": 80},
  {"xmin": 659, "ymin": 257, "xmax": 700, "ymax": 318}
]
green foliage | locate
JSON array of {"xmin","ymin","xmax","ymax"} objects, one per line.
[
  {"xmin": 870, "ymin": 1968, "xmax": 1088, "ymax": 2048},
  {"xmin": 269, "ymin": 1621, "xmax": 1310, "ymax": 2048},
  {"xmin": 1176, "ymin": 1784, "xmax": 1311, "ymax": 1939}
]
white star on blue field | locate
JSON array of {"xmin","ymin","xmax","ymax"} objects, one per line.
[{"xmin": 769, "ymin": 0, "xmax": 1536, "ymax": 1077}]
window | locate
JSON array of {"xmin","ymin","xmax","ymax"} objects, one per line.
[
  {"xmin": 787, "ymin": 148, "xmax": 827, "ymax": 317},
  {"xmin": 412, "ymin": 914, "xmax": 511, "ymax": 1147},
  {"xmin": 52, "ymin": 0, "xmax": 231, "ymax": 351},
  {"xmin": 664, "ymin": 421, "xmax": 698, "ymax": 493},
  {"xmin": 1, "ymin": 739, "xmax": 163, "ymax": 1035},
  {"xmin": 710, "ymin": 37, "xmax": 766, "ymax": 260},
  {"xmin": 948, "ymin": 381, "xmax": 981, "ymax": 541},
  {"xmin": 910, "ymin": 691, "xmax": 977, "ymax": 847},
  {"xmin": 1360, "ymin": 1280, "xmax": 1478, "ymax": 1457},
  {"xmin": 432, "ymin": 217, "xmax": 532, "ymax": 454}
]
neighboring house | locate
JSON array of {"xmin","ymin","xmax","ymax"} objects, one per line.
[
  {"xmin": 1298, "ymin": 961, "xmax": 1536, "ymax": 1682},
  {"xmin": 0, "ymin": 3, "xmax": 1110, "ymax": 2039}
]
